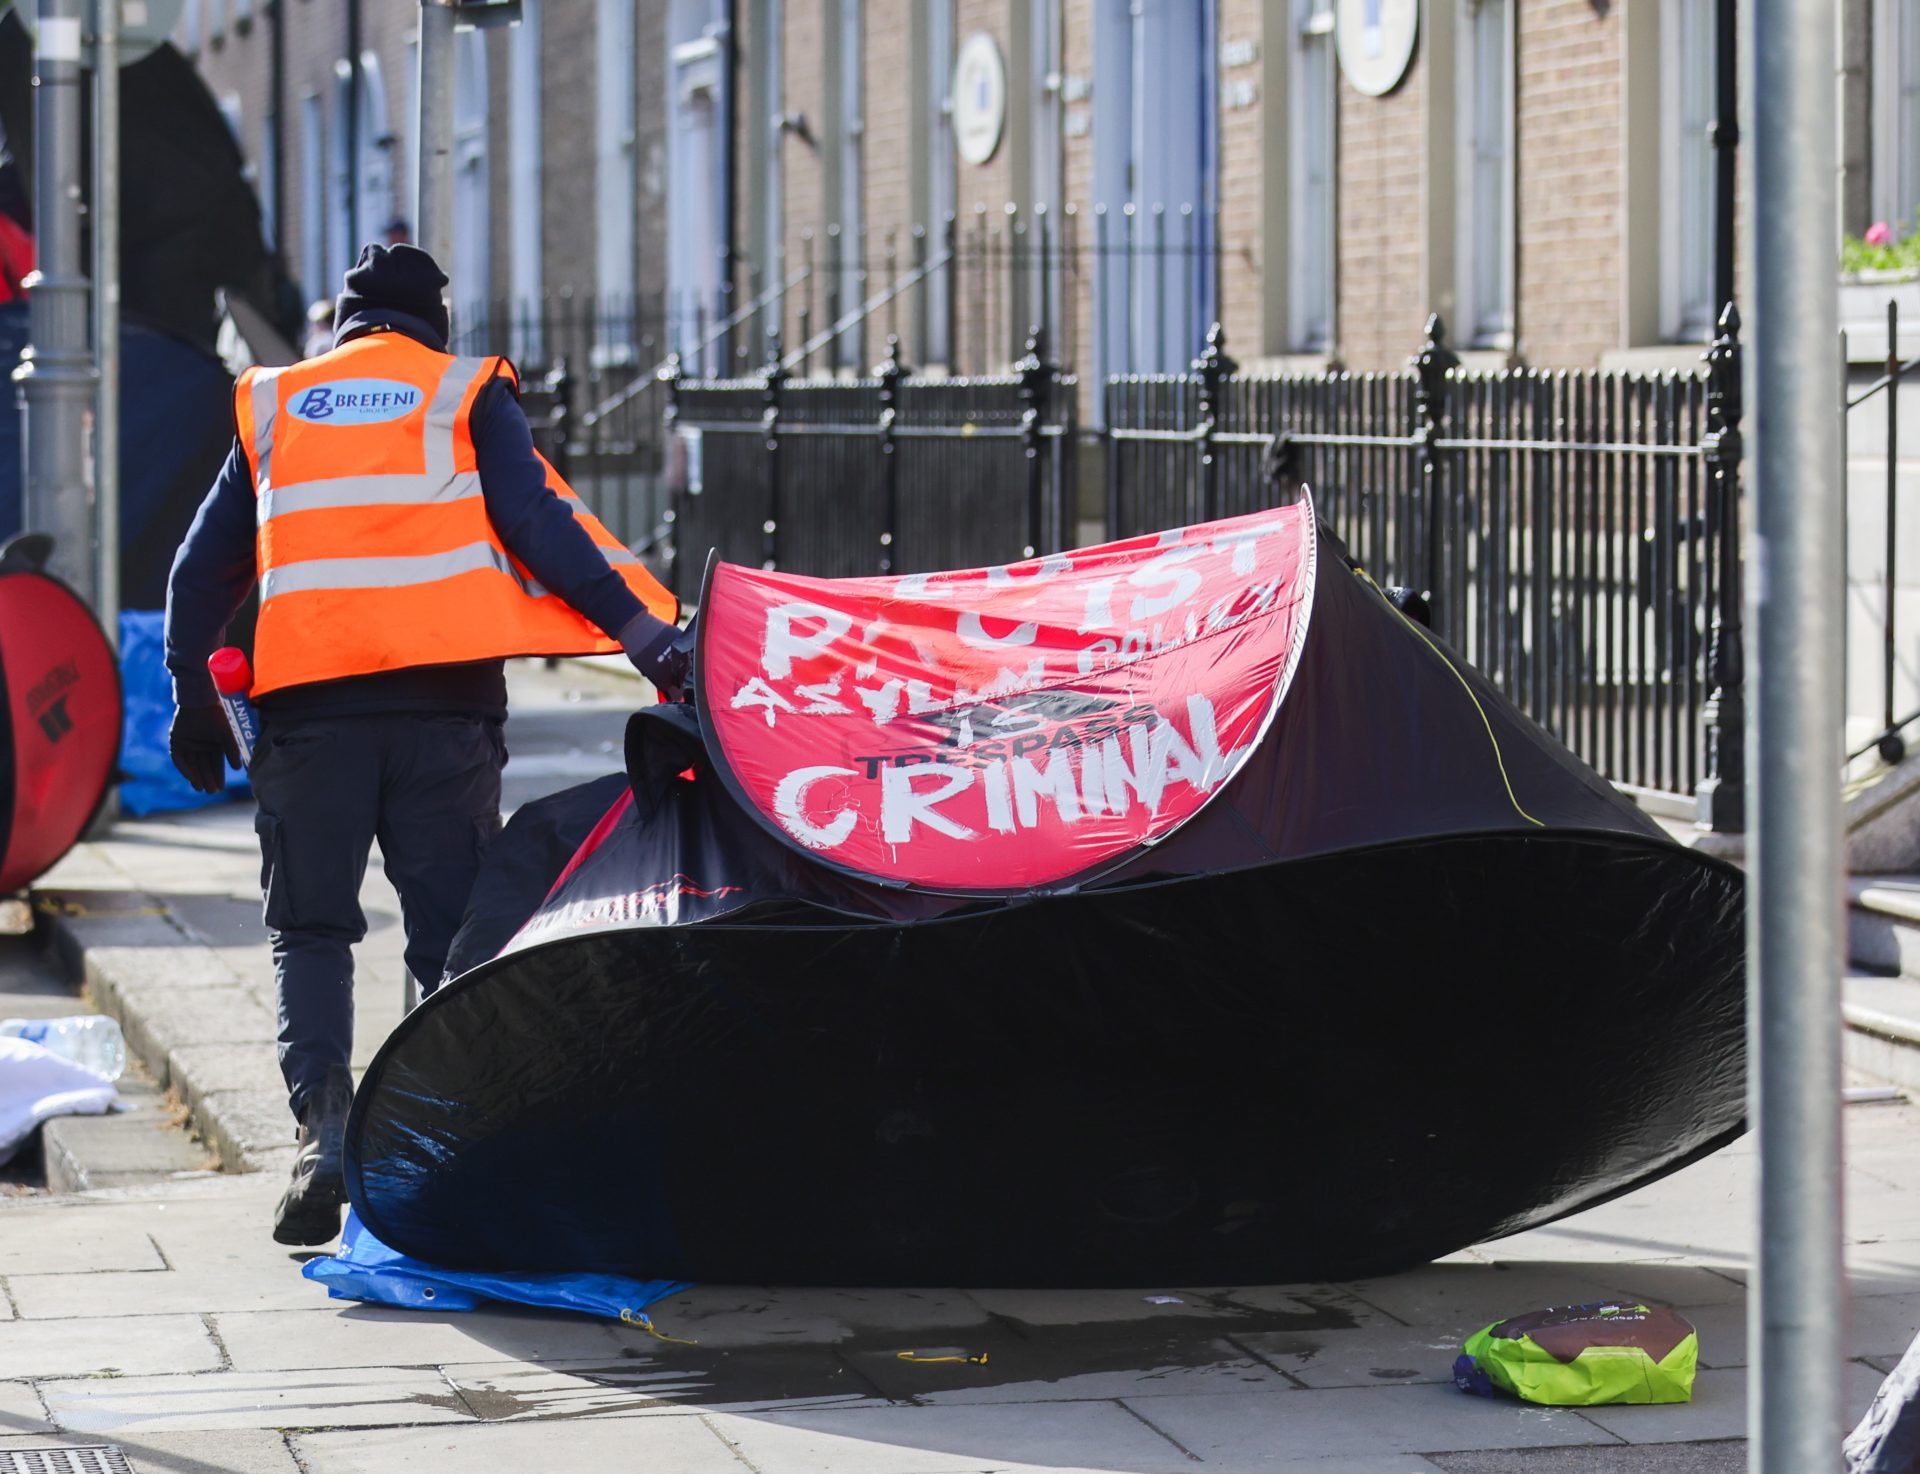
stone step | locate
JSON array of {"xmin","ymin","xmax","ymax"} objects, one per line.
[
  {"xmin": 1845, "ymin": 971, "xmax": 1920, "ymax": 1093},
  {"xmin": 38, "ymin": 1046, "xmax": 216, "ymax": 1193},
  {"xmin": 1849, "ymin": 875, "xmax": 1920, "ymax": 978}
]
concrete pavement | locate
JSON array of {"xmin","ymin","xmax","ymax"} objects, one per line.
[
  {"xmin": 0, "ymin": 1104, "xmax": 1914, "ymax": 1471},
  {"xmin": 3, "ymin": 659, "xmax": 1916, "ymax": 1470}
]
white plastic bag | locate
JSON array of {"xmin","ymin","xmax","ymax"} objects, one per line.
[{"xmin": 0, "ymin": 1035, "xmax": 118, "ymax": 1164}]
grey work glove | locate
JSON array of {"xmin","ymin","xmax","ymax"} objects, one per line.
[
  {"xmin": 169, "ymin": 704, "xmax": 240, "ymax": 794},
  {"xmin": 618, "ymin": 612, "xmax": 692, "ymax": 700}
]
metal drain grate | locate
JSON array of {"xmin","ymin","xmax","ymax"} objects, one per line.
[{"xmin": 0, "ymin": 1450, "xmax": 133, "ymax": 1474}]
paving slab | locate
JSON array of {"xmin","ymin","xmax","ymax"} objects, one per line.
[
  {"xmin": 1199, "ymin": 1284, "xmax": 1401, "ymax": 1325},
  {"xmin": 1477, "ymin": 1222, "xmax": 1748, "ymax": 1273},
  {"xmin": 442, "ymin": 1346, "xmax": 884, "ymax": 1419},
  {"xmin": 165, "ymin": 1044, "xmax": 287, "ymax": 1105},
  {"xmin": 967, "ymin": 1285, "xmax": 1278, "ymax": 1327},
  {"xmin": 1577, "ymin": 1362, "xmax": 1888, "ymax": 1444},
  {"xmin": 640, "ymin": 1285, "xmax": 982, "ymax": 1349},
  {"xmin": 0, "ymin": 1312, "xmax": 220, "ymax": 1379},
  {"xmin": 0, "ymin": 1431, "xmax": 302, "ymax": 1474},
  {"xmin": 10, "ymin": 1266, "xmax": 329, "ymax": 1319},
  {"xmin": 0, "ymin": 1379, "xmax": 50, "ymax": 1434},
  {"xmin": 898, "ymin": 1343, "xmax": 1288, "ymax": 1406},
  {"xmin": 1340, "ymin": 1263, "xmax": 1633, "ymax": 1331},
  {"xmin": 1126, "ymin": 1384, "xmax": 1620, "ymax": 1463},
  {"xmin": 707, "ymin": 1399, "xmax": 1196, "ymax": 1474},
  {"xmin": 1232, "ymin": 1462, "xmax": 1447, "ymax": 1474},
  {"xmin": 1681, "ymin": 1287, "xmax": 1920, "ymax": 1368},
  {"xmin": 69, "ymin": 939, "xmax": 252, "ymax": 994},
  {"xmin": 184, "ymin": 1091, "xmax": 297, "ymax": 1178},
  {"xmin": 134, "ymin": 1189, "xmax": 320, "ymax": 1273},
  {"xmin": 1576, "ymin": 1262, "xmax": 1750, "ymax": 1310},
  {"xmin": 1846, "ymin": 1236, "xmax": 1920, "ymax": 1294},
  {"xmin": 42, "ymin": 1082, "xmax": 213, "ymax": 1192},
  {"xmin": 295, "ymin": 1413, "xmax": 752, "ymax": 1474},
  {"xmin": 1237, "ymin": 1323, "xmax": 1478, "ymax": 1389},
  {"xmin": 39, "ymin": 1365, "xmax": 474, "ymax": 1434},
  {"xmin": 707, "ymin": 1286, "xmax": 994, "ymax": 1336},
  {"xmin": 0, "ymin": 1213, "xmax": 165, "ymax": 1275},
  {"xmin": 114, "ymin": 987, "xmax": 275, "ymax": 1057},
  {"xmin": 1428, "ymin": 1443, "xmax": 1746, "ymax": 1474},
  {"xmin": 212, "ymin": 1304, "xmax": 626, "ymax": 1372}
]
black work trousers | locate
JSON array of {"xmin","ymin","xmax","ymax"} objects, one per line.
[{"xmin": 250, "ymin": 712, "xmax": 505, "ymax": 1120}]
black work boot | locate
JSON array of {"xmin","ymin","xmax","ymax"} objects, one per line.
[{"xmin": 273, "ymin": 1066, "xmax": 353, "ymax": 1246}]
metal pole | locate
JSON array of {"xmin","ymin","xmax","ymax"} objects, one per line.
[
  {"xmin": 15, "ymin": 0, "xmax": 95, "ymax": 602},
  {"xmin": 1746, "ymin": 0, "xmax": 1844, "ymax": 1461},
  {"xmin": 270, "ymin": 0, "xmax": 286, "ymax": 251},
  {"xmin": 415, "ymin": 0, "xmax": 456, "ymax": 274},
  {"xmin": 344, "ymin": 0, "xmax": 361, "ymax": 269},
  {"xmin": 1712, "ymin": 0, "xmax": 1738, "ymax": 313},
  {"xmin": 1886, "ymin": 299, "xmax": 1899, "ymax": 737},
  {"xmin": 92, "ymin": 0, "xmax": 119, "ymax": 644}
]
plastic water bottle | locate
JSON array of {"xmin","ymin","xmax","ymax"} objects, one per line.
[
  {"xmin": 209, "ymin": 647, "xmax": 258, "ymax": 766},
  {"xmin": 0, "ymin": 1016, "xmax": 127, "ymax": 1081}
]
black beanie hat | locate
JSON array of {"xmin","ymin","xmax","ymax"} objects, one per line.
[{"xmin": 335, "ymin": 243, "xmax": 450, "ymax": 346}]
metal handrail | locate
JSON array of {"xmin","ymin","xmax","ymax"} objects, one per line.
[
  {"xmin": 778, "ymin": 247, "xmax": 956, "ymax": 373},
  {"xmin": 1846, "ymin": 354, "xmax": 1920, "ymax": 410},
  {"xmin": 578, "ymin": 268, "xmax": 811, "ymax": 429}
]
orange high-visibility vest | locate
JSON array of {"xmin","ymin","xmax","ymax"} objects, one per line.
[{"xmin": 235, "ymin": 333, "xmax": 676, "ymax": 697}]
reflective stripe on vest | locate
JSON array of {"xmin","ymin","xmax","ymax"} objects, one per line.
[{"xmin": 259, "ymin": 541, "xmax": 552, "ymax": 602}]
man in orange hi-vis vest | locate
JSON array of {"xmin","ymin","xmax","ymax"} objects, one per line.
[{"xmin": 163, "ymin": 244, "xmax": 685, "ymax": 1245}]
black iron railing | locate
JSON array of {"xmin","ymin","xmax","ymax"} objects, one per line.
[
  {"xmin": 659, "ymin": 333, "xmax": 1077, "ymax": 596},
  {"xmin": 1106, "ymin": 314, "xmax": 1745, "ymax": 820},
  {"xmin": 1846, "ymin": 298, "xmax": 1920, "ymax": 767}
]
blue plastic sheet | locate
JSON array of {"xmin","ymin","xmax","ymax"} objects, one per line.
[
  {"xmin": 118, "ymin": 610, "xmax": 248, "ymax": 816},
  {"xmin": 303, "ymin": 1211, "xmax": 690, "ymax": 1324}
]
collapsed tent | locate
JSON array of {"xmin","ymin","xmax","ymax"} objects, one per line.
[
  {"xmin": 347, "ymin": 495, "xmax": 1747, "ymax": 1287},
  {"xmin": 0, "ymin": 535, "xmax": 120, "ymax": 893}
]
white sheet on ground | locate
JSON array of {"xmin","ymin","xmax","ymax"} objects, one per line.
[{"xmin": 0, "ymin": 1036, "xmax": 118, "ymax": 1163}]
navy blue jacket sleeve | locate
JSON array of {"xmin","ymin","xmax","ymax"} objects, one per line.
[
  {"xmin": 471, "ymin": 379, "xmax": 646, "ymax": 640},
  {"xmin": 164, "ymin": 438, "xmax": 260, "ymax": 707}
]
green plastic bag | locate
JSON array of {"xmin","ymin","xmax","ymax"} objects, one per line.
[{"xmin": 1454, "ymin": 1302, "xmax": 1698, "ymax": 1406}]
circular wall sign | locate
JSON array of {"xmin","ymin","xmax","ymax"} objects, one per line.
[
  {"xmin": 952, "ymin": 31, "xmax": 1007, "ymax": 166},
  {"xmin": 1335, "ymin": 0, "xmax": 1419, "ymax": 97}
]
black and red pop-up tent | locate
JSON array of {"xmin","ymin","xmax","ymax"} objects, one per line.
[
  {"xmin": 0, "ymin": 535, "xmax": 120, "ymax": 894},
  {"xmin": 347, "ymin": 495, "xmax": 1746, "ymax": 1287}
]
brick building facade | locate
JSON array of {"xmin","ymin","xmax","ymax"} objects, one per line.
[
  {"xmin": 732, "ymin": 0, "xmax": 1742, "ymax": 376},
  {"xmin": 181, "ymin": 1, "xmax": 1920, "ymax": 380},
  {"xmin": 179, "ymin": 0, "xmax": 674, "ymax": 360}
]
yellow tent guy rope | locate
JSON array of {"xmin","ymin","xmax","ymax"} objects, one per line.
[
  {"xmin": 896, "ymin": 1350, "xmax": 990, "ymax": 1366},
  {"xmin": 619, "ymin": 1308, "xmax": 698, "ymax": 1345},
  {"xmin": 1356, "ymin": 567, "xmax": 1546, "ymax": 830}
]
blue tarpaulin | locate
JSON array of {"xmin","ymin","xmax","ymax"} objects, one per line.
[
  {"xmin": 304, "ymin": 1211, "xmax": 690, "ymax": 1326},
  {"xmin": 118, "ymin": 610, "xmax": 248, "ymax": 816}
]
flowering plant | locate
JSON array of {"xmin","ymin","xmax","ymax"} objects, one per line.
[{"xmin": 1844, "ymin": 214, "xmax": 1920, "ymax": 274}]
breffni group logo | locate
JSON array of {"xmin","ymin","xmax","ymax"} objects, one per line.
[{"xmin": 289, "ymin": 378, "xmax": 424, "ymax": 427}]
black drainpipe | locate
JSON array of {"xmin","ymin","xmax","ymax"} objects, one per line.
[
  {"xmin": 270, "ymin": 0, "xmax": 286, "ymax": 252},
  {"xmin": 344, "ymin": 0, "xmax": 362, "ymax": 267},
  {"xmin": 1711, "ymin": 0, "xmax": 1737, "ymax": 315}
]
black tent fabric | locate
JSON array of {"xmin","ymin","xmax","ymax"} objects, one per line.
[{"xmin": 348, "ymin": 498, "xmax": 1746, "ymax": 1287}]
